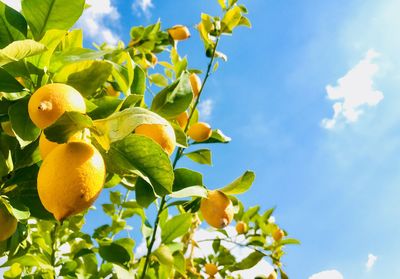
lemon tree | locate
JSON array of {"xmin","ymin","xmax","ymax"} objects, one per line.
[{"xmin": 0, "ymin": 0, "xmax": 299, "ymax": 278}]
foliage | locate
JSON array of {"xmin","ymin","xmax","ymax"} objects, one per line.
[{"xmin": 0, "ymin": 0, "xmax": 299, "ymax": 278}]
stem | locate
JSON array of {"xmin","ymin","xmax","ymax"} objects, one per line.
[
  {"xmin": 51, "ymin": 222, "xmax": 59, "ymax": 272},
  {"xmin": 140, "ymin": 38, "xmax": 220, "ymax": 278}
]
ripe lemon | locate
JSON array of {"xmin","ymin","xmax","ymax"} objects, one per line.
[
  {"xmin": 200, "ymin": 190, "xmax": 234, "ymax": 229},
  {"xmin": 176, "ymin": 111, "xmax": 189, "ymax": 129},
  {"xmin": 187, "ymin": 122, "xmax": 212, "ymax": 142},
  {"xmin": 1, "ymin": 121, "xmax": 15, "ymax": 137},
  {"xmin": 268, "ymin": 271, "xmax": 278, "ymax": 279},
  {"xmin": 236, "ymin": 221, "xmax": 248, "ymax": 234},
  {"xmin": 0, "ymin": 205, "xmax": 17, "ymax": 241},
  {"xmin": 39, "ymin": 130, "xmax": 90, "ymax": 160},
  {"xmin": 37, "ymin": 142, "xmax": 106, "ymax": 221},
  {"xmin": 168, "ymin": 25, "xmax": 191, "ymax": 41},
  {"xmin": 135, "ymin": 124, "xmax": 176, "ymax": 156},
  {"xmin": 205, "ymin": 263, "xmax": 218, "ymax": 276},
  {"xmin": 28, "ymin": 83, "xmax": 86, "ymax": 129},
  {"xmin": 189, "ymin": 73, "xmax": 201, "ymax": 97},
  {"xmin": 273, "ymin": 229, "xmax": 284, "ymax": 242}
]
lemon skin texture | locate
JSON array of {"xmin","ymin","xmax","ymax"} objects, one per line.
[
  {"xmin": 135, "ymin": 124, "xmax": 176, "ymax": 156},
  {"xmin": 37, "ymin": 142, "xmax": 106, "ymax": 221},
  {"xmin": 200, "ymin": 190, "xmax": 234, "ymax": 229},
  {"xmin": 187, "ymin": 122, "xmax": 212, "ymax": 142},
  {"xmin": 28, "ymin": 83, "xmax": 86, "ymax": 129}
]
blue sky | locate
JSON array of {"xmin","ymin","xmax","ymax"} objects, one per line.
[
  {"xmin": 3, "ymin": 0, "xmax": 400, "ymax": 277},
  {"xmin": 79, "ymin": 0, "xmax": 400, "ymax": 278}
]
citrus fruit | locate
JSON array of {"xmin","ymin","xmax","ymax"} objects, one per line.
[
  {"xmin": 168, "ymin": 25, "xmax": 190, "ymax": 41},
  {"xmin": 0, "ymin": 205, "xmax": 17, "ymax": 241},
  {"xmin": 268, "ymin": 271, "xmax": 278, "ymax": 279},
  {"xmin": 37, "ymin": 142, "xmax": 106, "ymax": 221},
  {"xmin": 187, "ymin": 122, "xmax": 212, "ymax": 142},
  {"xmin": 135, "ymin": 124, "xmax": 176, "ymax": 156},
  {"xmin": 1, "ymin": 121, "xmax": 15, "ymax": 137},
  {"xmin": 200, "ymin": 190, "xmax": 234, "ymax": 229},
  {"xmin": 190, "ymin": 73, "xmax": 201, "ymax": 97},
  {"xmin": 273, "ymin": 229, "xmax": 284, "ymax": 242},
  {"xmin": 176, "ymin": 111, "xmax": 189, "ymax": 129},
  {"xmin": 205, "ymin": 263, "xmax": 218, "ymax": 276},
  {"xmin": 236, "ymin": 221, "xmax": 248, "ymax": 234},
  {"xmin": 28, "ymin": 83, "xmax": 86, "ymax": 129}
]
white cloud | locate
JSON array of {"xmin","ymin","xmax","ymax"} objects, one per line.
[
  {"xmin": 366, "ymin": 253, "xmax": 378, "ymax": 271},
  {"xmin": 132, "ymin": 0, "xmax": 154, "ymax": 18},
  {"xmin": 77, "ymin": 0, "xmax": 120, "ymax": 45},
  {"xmin": 198, "ymin": 98, "xmax": 214, "ymax": 121},
  {"xmin": 321, "ymin": 49, "xmax": 383, "ymax": 129},
  {"xmin": 309, "ymin": 270, "xmax": 344, "ymax": 279},
  {"xmin": 1, "ymin": 0, "xmax": 21, "ymax": 11}
]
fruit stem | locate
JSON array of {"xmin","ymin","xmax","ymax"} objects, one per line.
[
  {"xmin": 51, "ymin": 222, "xmax": 59, "ymax": 272},
  {"xmin": 140, "ymin": 36, "xmax": 220, "ymax": 279},
  {"xmin": 38, "ymin": 101, "xmax": 53, "ymax": 111}
]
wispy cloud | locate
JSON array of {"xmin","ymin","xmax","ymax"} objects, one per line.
[
  {"xmin": 77, "ymin": 0, "xmax": 120, "ymax": 45},
  {"xmin": 132, "ymin": 0, "xmax": 154, "ymax": 18},
  {"xmin": 198, "ymin": 98, "xmax": 214, "ymax": 121},
  {"xmin": 1, "ymin": 0, "xmax": 21, "ymax": 11},
  {"xmin": 321, "ymin": 49, "xmax": 383, "ymax": 129},
  {"xmin": 309, "ymin": 270, "xmax": 344, "ymax": 279},
  {"xmin": 366, "ymin": 253, "xmax": 378, "ymax": 271}
]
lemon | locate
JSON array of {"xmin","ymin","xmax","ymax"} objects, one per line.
[
  {"xmin": 273, "ymin": 229, "xmax": 284, "ymax": 242},
  {"xmin": 268, "ymin": 271, "xmax": 278, "ymax": 279},
  {"xmin": 37, "ymin": 142, "xmax": 106, "ymax": 221},
  {"xmin": 200, "ymin": 190, "xmax": 234, "ymax": 229},
  {"xmin": 28, "ymin": 83, "xmax": 86, "ymax": 129},
  {"xmin": 1, "ymin": 121, "xmax": 15, "ymax": 137},
  {"xmin": 176, "ymin": 111, "xmax": 189, "ymax": 129},
  {"xmin": 187, "ymin": 122, "xmax": 212, "ymax": 142},
  {"xmin": 235, "ymin": 221, "xmax": 248, "ymax": 234},
  {"xmin": 39, "ymin": 130, "xmax": 90, "ymax": 160},
  {"xmin": 135, "ymin": 124, "xmax": 176, "ymax": 156},
  {"xmin": 0, "ymin": 205, "xmax": 17, "ymax": 241},
  {"xmin": 189, "ymin": 73, "xmax": 201, "ymax": 97},
  {"xmin": 168, "ymin": 25, "xmax": 191, "ymax": 41},
  {"xmin": 205, "ymin": 263, "xmax": 218, "ymax": 276}
]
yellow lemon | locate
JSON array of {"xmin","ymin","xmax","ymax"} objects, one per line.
[
  {"xmin": 28, "ymin": 83, "xmax": 86, "ymax": 129},
  {"xmin": 268, "ymin": 271, "xmax": 278, "ymax": 279},
  {"xmin": 200, "ymin": 190, "xmax": 234, "ymax": 229},
  {"xmin": 1, "ymin": 121, "xmax": 15, "ymax": 137},
  {"xmin": 273, "ymin": 229, "xmax": 284, "ymax": 242},
  {"xmin": 168, "ymin": 25, "xmax": 191, "ymax": 41},
  {"xmin": 236, "ymin": 221, "xmax": 248, "ymax": 234},
  {"xmin": 37, "ymin": 142, "xmax": 106, "ymax": 221},
  {"xmin": 189, "ymin": 73, "xmax": 201, "ymax": 97},
  {"xmin": 39, "ymin": 130, "xmax": 90, "ymax": 160},
  {"xmin": 176, "ymin": 111, "xmax": 189, "ymax": 129},
  {"xmin": 205, "ymin": 263, "xmax": 218, "ymax": 276},
  {"xmin": 187, "ymin": 122, "xmax": 212, "ymax": 142},
  {"xmin": 135, "ymin": 124, "xmax": 176, "ymax": 156},
  {"xmin": 0, "ymin": 205, "xmax": 17, "ymax": 241}
]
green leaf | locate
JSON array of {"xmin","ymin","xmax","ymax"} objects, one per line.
[
  {"xmin": 221, "ymin": 6, "xmax": 242, "ymax": 33},
  {"xmin": 192, "ymin": 129, "xmax": 231, "ymax": 144},
  {"xmin": 149, "ymin": 73, "xmax": 168, "ymax": 87},
  {"xmin": 172, "ymin": 168, "xmax": 203, "ymax": 192},
  {"xmin": 4, "ymin": 263, "xmax": 22, "ymax": 279},
  {"xmin": 87, "ymin": 96, "xmax": 122, "ymax": 120},
  {"xmin": 21, "ymin": 0, "xmax": 85, "ymax": 40},
  {"xmin": 131, "ymin": 65, "xmax": 146, "ymax": 95},
  {"xmin": 161, "ymin": 213, "xmax": 192, "ymax": 243},
  {"xmin": 50, "ymin": 48, "xmax": 110, "ymax": 72},
  {"xmin": 54, "ymin": 60, "xmax": 113, "ymax": 97},
  {"xmin": 0, "ymin": 40, "xmax": 46, "ymax": 67},
  {"xmin": 0, "ymin": 2, "xmax": 27, "ymax": 48},
  {"xmin": 171, "ymin": 122, "xmax": 188, "ymax": 148},
  {"xmin": 93, "ymin": 107, "xmax": 171, "ymax": 150},
  {"xmin": 238, "ymin": 16, "xmax": 252, "ymax": 28},
  {"xmin": 44, "ymin": 111, "xmax": 93, "ymax": 143},
  {"xmin": 231, "ymin": 251, "xmax": 265, "ymax": 271},
  {"xmin": 135, "ymin": 177, "xmax": 157, "ymax": 208},
  {"xmin": 8, "ymin": 97, "xmax": 40, "ymax": 148},
  {"xmin": 184, "ymin": 149, "xmax": 212, "ymax": 165},
  {"xmin": 8, "ymin": 199, "xmax": 30, "ymax": 220},
  {"xmin": 107, "ymin": 134, "xmax": 174, "ymax": 196},
  {"xmin": 99, "ymin": 240, "xmax": 133, "ymax": 265},
  {"xmin": 217, "ymin": 0, "xmax": 227, "ymax": 9},
  {"xmin": 278, "ymin": 238, "xmax": 301, "ymax": 245},
  {"xmin": 153, "ymin": 245, "xmax": 174, "ymax": 266},
  {"xmin": 2, "ymin": 254, "xmax": 52, "ymax": 269},
  {"xmin": 0, "ymin": 68, "xmax": 24, "ymax": 92},
  {"xmin": 218, "ymin": 171, "xmax": 255, "ymax": 195},
  {"xmin": 151, "ymin": 71, "xmax": 193, "ymax": 118},
  {"xmin": 13, "ymin": 139, "xmax": 40, "ymax": 170},
  {"xmin": 110, "ymin": 53, "xmax": 134, "ymax": 94},
  {"xmin": 170, "ymin": 186, "xmax": 207, "ymax": 199}
]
